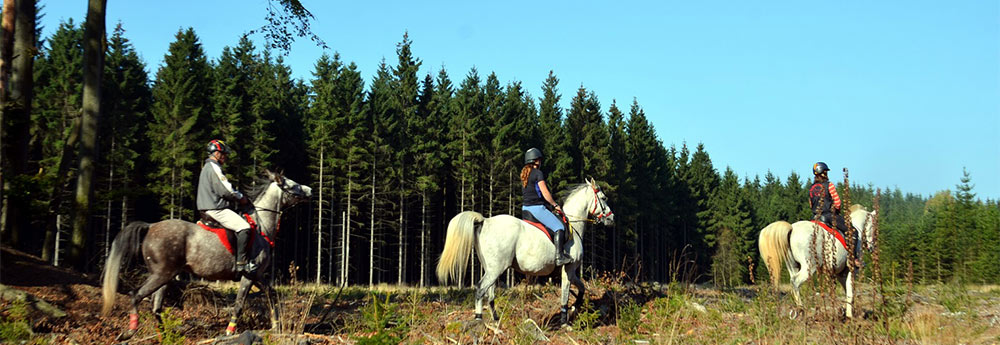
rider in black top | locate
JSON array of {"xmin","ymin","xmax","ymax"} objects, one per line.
[{"xmin": 520, "ymin": 148, "xmax": 571, "ymax": 265}]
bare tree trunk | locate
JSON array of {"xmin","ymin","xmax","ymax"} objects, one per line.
[
  {"xmin": 344, "ymin": 165, "xmax": 352, "ymax": 287},
  {"xmin": 419, "ymin": 190, "xmax": 426, "ymax": 287},
  {"xmin": 70, "ymin": 0, "xmax": 106, "ymax": 269},
  {"xmin": 0, "ymin": 0, "xmax": 10, "ymax": 245},
  {"xmin": 41, "ymin": 116, "xmax": 81, "ymax": 261},
  {"xmin": 369, "ymin": 156, "xmax": 376, "ymax": 287},
  {"xmin": 316, "ymin": 149, "xmax": 323, "ymax": 284},
  {"xmin": 397, "ymin": 173, "xmax": 404, "ymax": 285},
  {"xmin": 104, "ymin": 138, "xmax": 114, "ymax": 258}
]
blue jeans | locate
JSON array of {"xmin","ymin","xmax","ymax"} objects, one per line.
[{"xmin": 522, "ymin": 205, "xmax": 564, "ymax": 232}]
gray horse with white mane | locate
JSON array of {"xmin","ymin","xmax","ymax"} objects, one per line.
[{"xmin": 436, "ymin": 177, "xmax": 614, "ymax": 326}]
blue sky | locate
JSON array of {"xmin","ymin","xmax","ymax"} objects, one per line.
[{"xmin": 44, "ymin": 0, "xmax": 999, "ymax": 199}]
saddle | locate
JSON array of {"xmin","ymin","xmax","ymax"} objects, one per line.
[
  {"xmin": 809, "ymin": 220, "xmax": 848, "ymax": 250},
  {"xmin": 197, "ymin": 211, "xmax": 257, "ymax": 255},
  {"xmin": 521, "ymin": 211, "xmax": 555, "ymax": 242}
]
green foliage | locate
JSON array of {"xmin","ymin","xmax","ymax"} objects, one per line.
[
  {"xmin": 616, "ymin": 298, "xmax": 641, "ymax": 334},
  {"xmin": 572, "ymin": 298, "xmax": 600, "ymax": 332},
  {"xmin": 158, "ymin": 307, "xmax": 186, "ymax": 345},
  {"xmin": 354, "ymin": 292, "xmax": 406, "ymax": 344},
  {"xmin": 0, "ymin": 300, "xmax": 32, "ymax": 342}
]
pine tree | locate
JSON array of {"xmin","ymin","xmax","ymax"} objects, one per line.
[
  {"xmin": 707, "ymin": 167, "xmax": 753, "ymax": 286},
  {"xmin": 98, "ymin": 23, "xmax": 151, "ymax": 257},
  {"xmin": 32, "ymin": 20, "xmax": 84, "ymax": 261},
  {"xmin": 148, "ymin": 28, "xmax": 212, "ymax": 220},
  {"xmin": 305, "ymin": 52, "xmax": 341, "ymax": 284},
  {"xmin": 537, "ymin": 71, "xmax": 571, "ymax": 191},
  {"xmin": 392, "ymin": 33, "xmax": 421, "ymax": 284},
  {"xmin": 367, "ymin": 59, "xmax": 396, "ymax": 285},
  {"xmin": 605, "ymin": 100, "xmax": 628, "ymax": 267},
  {"xmin": 211, "ymin": 35, "xmax": 257, "ymax": 184},
  {"xmin": 337, "ymin": 61, "xmax": 367, "ymax": 286}
]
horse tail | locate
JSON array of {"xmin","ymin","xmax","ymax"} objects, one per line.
[
  {"xmin": 758, "ymin": 220, "xmax": 793, "ymax": 287},
  {"xmin": 101, "ymin": 221, "xmax": 150, "ymax": 316},
  {"xmin": 436, "ymin": 211, "xmax": 484, "ymax": 285}
]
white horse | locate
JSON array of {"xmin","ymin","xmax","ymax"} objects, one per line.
[
  {"xmin": 436, "ymin": 177, "xmax": 614, "ymax": 326},
  {"xmin": 758, "ymin": 205, "xmax": 876, "ymax": 318}
]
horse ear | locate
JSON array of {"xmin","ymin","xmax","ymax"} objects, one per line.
[{"xmin": 587, "ymin": 176, "xmax": 596, "ymax": 186}]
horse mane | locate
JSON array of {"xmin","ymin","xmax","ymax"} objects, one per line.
[
  {"xmin": 557, "ymin": 183, "xmax": 590, "ymax": 203},
  {"xmin": 244, "ymin": 176, "xmax": 275, "ymax": 201},
  {"xmin": 848, "ymin": 204, "xmax": 867, "ymax": 213}
]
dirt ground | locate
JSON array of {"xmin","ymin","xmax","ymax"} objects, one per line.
[{"xmin": 2, "ymin": 247, "xmax": 999, "ymax": 344}]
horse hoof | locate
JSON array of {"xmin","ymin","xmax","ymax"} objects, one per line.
[{"xmin": 117, "ymin": 329, "xmax": 136, "ymax": 341}]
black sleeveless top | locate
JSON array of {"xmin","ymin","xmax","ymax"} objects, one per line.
[
  {"xmin": 809, "ymin": 181, "xmax": 833, "ymax": 215},
  {"xmin": 522, "ymin": 168, "xmax": 546, "ymax": 206}
]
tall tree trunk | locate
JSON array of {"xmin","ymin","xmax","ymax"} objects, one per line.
[
  {"xmin": 104, "ymin": 138, "xmax": 114, "ymax": 258},
  {"xmin": 369, "ymin": 156, "xmax": 375, "ymax": 287},
  {"xmin": 41, "ymin": 116, "xmax": 81, "ymax": 261},
  {"xmin": 1, "ymin": 0, "xmax": 33, "ymax": 248},
  {"xmin": 70, "ymin": 0, "xmax": 106, "ymax": 270},
  {"xmin": 397, "ymin": 170, "xmax": 404, "ymax": 285},
  {"xmin": 344, "ymin": 166, "xmax": 352, "ymax": 287},
  {"xmin": 419, "ymin": 190, "xmax": 426, "ymax": 287},
  {"xmin": 316, "ymin": 149, "xmax": 323, "ymax": 284},
  {"xmin": 0, "ymin": 2, "xmax": 11, "ymax": 238}
]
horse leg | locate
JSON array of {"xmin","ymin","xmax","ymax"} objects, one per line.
[
  {"xmin": 559, "ymin": 265, "xmax": 572, "ymax": 326},
  {"xmin": 487, "ymin": 284, "xmax": 499, "ymax": 321},
  {"xmin": 474, "ymin": 270, "xmax": 501, "ymax": 321},
  {"xmin": 226, "ymin": 277, "xmax": 253, "ymax": 336},
  {"xmin": 152, "ymin": 285, "xmax": 167, "ymax": 325},
  {"xmin": 789, "ymin": 260, "xmax": 809, "ymax": 307},
  {"xmin": 839, "ymin": 270, "xmax": 854, "ymax": 318},
  {"xmin": 120, "ymin": 273, "xmax": 173, "ymax": 340},
  {"xmin": 260, "ymin": 281, "xmax": 280, "ymax": 331},
  {"xmin": 568, "ymin": 264, "xmax": 586, "ymax": 309}
]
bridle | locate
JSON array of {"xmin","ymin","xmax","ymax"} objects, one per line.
[
  {"xmin": 252, "ymin": 179, "xmax": 309, "ymax": 247},
  {"xmin": 565, "ymin": 184, "xmax": 614, "ymax": 224}
]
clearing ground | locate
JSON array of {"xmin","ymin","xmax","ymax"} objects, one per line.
[{"xmin": 1, "ymin": 247, "xmax": 998, "ymax": 344}]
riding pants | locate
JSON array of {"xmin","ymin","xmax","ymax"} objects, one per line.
[
  {"xmin": 522, "ymin": 205, "xmax": 564, "ymax": 232},
  {"xmin": 204, "ymin": 209, "xmax": 251, "ymax": 232}
]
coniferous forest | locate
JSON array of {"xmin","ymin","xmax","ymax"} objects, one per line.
[{"xmin": 4, "ymin": 20, "xmax": 999, "ymax": 289}]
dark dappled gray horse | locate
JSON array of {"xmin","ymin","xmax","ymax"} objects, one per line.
[{"xmin": 101, "ymin": 170, "xmax": 311, "ymax": 339}]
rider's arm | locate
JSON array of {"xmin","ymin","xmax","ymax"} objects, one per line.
[
  {"xmin": 537, "ymin": 180, "xmax": 560, "ymax": 210},
  {"xmin": 209, "ymin": 162, "xmax": 242, "ymax": 201},
  {"xmin": 828, "ymin": 182, "xmax": 842, "ymax": 210}
]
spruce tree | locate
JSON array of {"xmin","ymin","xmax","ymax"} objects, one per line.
[
  {"xmin": 98, "ymin": 23, "xmax": 151, "ymax": 256},
  {"xmin": 392, "ymin": 33, "xmax": 421, "ymax": 284},
  {"xmin": 148, "ymin": 28, "xmax": 212, "ymax": 220},
  {"xmin": 537, "ymin": 71, "xmax": 571, "ymax": 191}
]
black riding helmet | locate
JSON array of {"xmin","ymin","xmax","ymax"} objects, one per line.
[
  {"xmin": 813, "ymin": 162, "xmax": 830, "ymax": 175},
  {"xmin": 207, "ymin": 139, "xmax": 231, "ymax": 155},
  {"xmin": 524, "ymin": 148, "xmax": 542, "ymax": 164}
]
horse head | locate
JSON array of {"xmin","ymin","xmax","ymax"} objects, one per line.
[
  {"xmin": 264, "ymin": 169, "xmax": 312, "ymax": 208},
  {"xmin": 586, "ymin": 177, "xmax": 614, "ymax": 226}
]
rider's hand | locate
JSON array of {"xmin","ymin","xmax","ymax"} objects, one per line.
[{"xmin": 553, "ymin": 204, "xmax": 563, "ymax": 214}]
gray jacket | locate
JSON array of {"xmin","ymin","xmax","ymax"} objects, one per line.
[{"xmin": 197, "ymin": 158, "xmax": 242, "ymax": 211}]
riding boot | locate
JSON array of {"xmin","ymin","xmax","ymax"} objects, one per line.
[
  {"xmin": 554, "ymin": 231, "xmax": 571, "ymax": 266},
  {"xmin": 234, "ymin": 230, "xmax": 249, "ymax": 274}
]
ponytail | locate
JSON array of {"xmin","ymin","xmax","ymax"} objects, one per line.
[{"xmin": 520, "ymin": 164, "xmax": 533, "ymax": 188}]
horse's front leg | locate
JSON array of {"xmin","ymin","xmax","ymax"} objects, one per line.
[
  {"xmin": 559, "ymin": 265, "xmax": 572, "ymax": 326},
  {"xmin": 567, "ymin": 264, "xmax": 586, "ymax": 310},
  {"xmin": 839, "ymin": 270, "xmax": 854, "ymax": 318},
  {"xmin": 226, "ymin": 277, "xmax": 253, "ymax": 336},
  {"xmin": 257, "ymin": 281, "xmax": 280, "ymax": 331}
]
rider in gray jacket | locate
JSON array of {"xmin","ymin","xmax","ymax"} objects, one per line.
[{"xmin": 197, "ymin": 139, "xmax": 255, "ymax": 275}]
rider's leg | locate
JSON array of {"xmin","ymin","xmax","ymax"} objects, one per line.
[
  {"xmin": 525, "ymin": 205, "xmax": 570, "ymax": 265},
  {"xmin": 205, "ymin": 209, "xmax": 253, "ymax": 273}
]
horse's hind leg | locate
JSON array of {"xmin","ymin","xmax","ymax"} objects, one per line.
[
  {"xmin": 122, "ymin": 273, "xmax": 173, "ymax": 338},
  {"xmin": 152, "ymin": 286, "xmax": 167, "ymax": 324},
  {"xmin": 486, "ymin": 285, "xmax": 499, "ymax": 321},
  {"xmin": 474, "ymin": 271, "xmax": 502, "ymax": 321}
]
